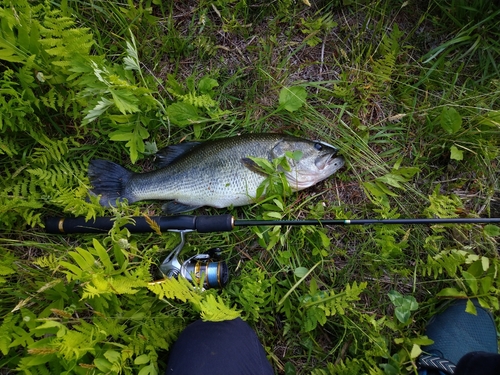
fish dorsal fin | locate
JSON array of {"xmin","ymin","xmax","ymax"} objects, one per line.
[{"xmin": 155, "ymin": 141, "xmax": 202, "ymax": 167}]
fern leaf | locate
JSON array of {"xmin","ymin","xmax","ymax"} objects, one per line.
[
  {"xmin": 147, "ymin": 276, "xmax": 203, "ymax": 306},
  {"xmin": 200, "ymin": 294, "xmax": 241, "ymax": 322},
  {"xmin": 301, "ymin": 281, "xmax": 367, "ymax": 332}
]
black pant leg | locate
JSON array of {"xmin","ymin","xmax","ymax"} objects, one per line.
[
  {"xmin": 165, "ymin": 318, "xmax": 274, "ymax": 375},
  {"xmin": 455, "ymin": 351, "xmax": 500, "ymax": 375}
]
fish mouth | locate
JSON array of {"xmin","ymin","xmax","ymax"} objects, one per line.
[
  {"xmin": 316, "ymin": 152, "xmax": 345, "ymax": 171},
  {"xmin": 324, "ymin": 155, "xmax": 345, "ymax": 175},
  {"xmin": 287, "ymin": 154, "xmax": 345, "ymax": 191}
]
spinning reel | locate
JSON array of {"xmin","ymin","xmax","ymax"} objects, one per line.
[{"xmin": 157, "ymin": 230, "xmax": 229, "ymax": 289}]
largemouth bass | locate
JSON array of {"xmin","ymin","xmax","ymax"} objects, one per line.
[{"xmin": 88, "ymin": 133, "xmax": 344, "ymax": 214}]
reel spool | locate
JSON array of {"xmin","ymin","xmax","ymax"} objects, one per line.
[{"xmin": 159, "ymin": 230, "xmax": 229, "ymax": 289}]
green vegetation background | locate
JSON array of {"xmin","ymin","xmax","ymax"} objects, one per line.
[{"xmin": 0, "ymin": 0, "xmax": 499, "ymax": 374}]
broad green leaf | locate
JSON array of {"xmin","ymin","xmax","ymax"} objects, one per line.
[
  {"xmin": 264, "ymin": 211, "xmax": 283, "ymax": 219},
  {"xmin": 436, "ymin": 287, "xmax": 467, "ymax": 297},
  {"xmin": 410, "ymin": 344, "xmax": 422, "ymax": 359},
  {"xmin": 109, "ymin": 131, "xmax": 132, "ymax": 142},
  {"xmin": 0, "ymin": 264, "xmax": 15, "ymax": 277},
  {"xmin": 69, "ymin": 248, "xmax": 95, "ymax": 271},
  {"xmin": 198, "ymin": 76, "xmax": 218, "ymax": 93},
  {"xmin": 450, "ymin": 145, "xmax": 463, "ymax": 160},
  {"xmin": 294, "ymin": 267, "xmax": 309, "ymax": 278},
  {"xmin": 484, "ymin": 225, "xmax": 500, "ymax": 237},
  {"xmin": 392, "ymin": 166, "xmax": 420, "ymax": 178},
  {"xmin": 94, "ymin": 358, "xmax": 112, "ymax": 372},
  {"xmin": 194, "ymin": 123, "xmax": 202, "ymax": 138},
  {"xmin": 388, "ymin": 290, "xmax": 404, "ymax": 306},
  {"xmin": 363, "ymin": 181, "xmax": 392, "ymax": 198},
  {"xmin": 0, "ymin": 47, "xmax": 25, "ymax": 62},
  {"xmin": 462, "ymin": 271, "xmax": 478, "ymax": 294},
  {"xmin": 395, "ymin": 307, "xmax": 410, "ymax": 323},
  {"xmin": 412, "ymin": 336, "xmax": 434, "ymax": 346},
  {"xmin": 376, "ymin": 173, "xmax": 406, "ymax": 189},
  {"xmin": 318, "ymin": 231, "xmax": 330, "ymax": 248},
  {"xmin": 374, "ymin": 181, "xmax": 399, "ymax": 196},
  {"xmin": 467, "ymin": 259, "xmax": 484, "ymax": 277},
  {"xmin": 309, "ymin": 277, "xmax": 318, "ymax": 295},
  {"xmin": 134, "ymin": 354, "xmax": 150, "ymax": 365},
  {"xmin": 440, "ymin": 107, "xmax": 462, "ymax": 134},
  {"xmin": 92, "ymin": 238, "xmax": 113, "ymax": 273},
  {"xmin": 279, "ymin": 86, "xmax": 307, "ymax": 112},
  {"xmin": 465, "ymin": 299, "xmax": 477, "ymax": 315},
  {"xmin": 59, "ymin": 261, "xmax": 83, "ymax": 279},
  {"xmin": 110, "ymin": 89, "xmax": 140, "ymax": 114},
  {"xmin": 109, "ymin": 123, "xmax": 149, "ymax": 163},
  {"xmin": 34, "ymin": 320, "xmax": 65, "ymax": 331},
  {"xmin": 138, "ymin": 363, "xmax": 158, "ymax": 375},
  {"xmin": 400, "ymin": 296, "xmax": 418, "ymax": 311},
  {"xmin": 285, "ymin": 150, "xmax": 303, "ymax": 161},
  {"xmin": 166, "ymin": 102, "xmax": 200, "ymax": 126},
  {"xmin": 480, "ymin": 276, "xmax": 493, "ymax": 294},
  {"xmin": 481, "ymin": 256, "xmax": 490, "ymax": 272}
]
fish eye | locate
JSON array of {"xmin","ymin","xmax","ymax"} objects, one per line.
[{"xmin": 314, "ymin": 142, "xmax": 323, "ymax": 151}]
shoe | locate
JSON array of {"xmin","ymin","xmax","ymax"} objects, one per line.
[{"xmin": 417, "ymin": 299, "xmax": 498, "ymax": 375}]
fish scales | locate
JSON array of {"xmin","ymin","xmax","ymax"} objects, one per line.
[{"xmin": 127, "ymin": 135, "xmax": 274, "ymax": 208}]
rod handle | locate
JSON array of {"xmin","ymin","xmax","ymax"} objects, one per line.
[{"xmin": 45, "ymin": 215, "xmax": 234, "ymax": 234}]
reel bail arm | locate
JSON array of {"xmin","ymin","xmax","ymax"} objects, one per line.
[{"xmin": 157, "ymin": 230, "xmax": 229, "ymax": 289}]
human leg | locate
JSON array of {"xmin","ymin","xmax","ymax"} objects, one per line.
[{"xmin": 165, "ymin": 317, "xmax": 274, "ymax": 375}]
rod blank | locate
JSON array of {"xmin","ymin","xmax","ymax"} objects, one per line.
[
  {"xmin": 235, "ymin": 218, "xmax": 500, "ymax": 227},
  {"xmin": 45, "ymin": 215, "xmax": 500, "ymax": 234}
]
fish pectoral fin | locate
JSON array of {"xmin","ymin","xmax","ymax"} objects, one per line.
[
  {"xmin": 241, "ymin": 157, "xmax": 269, "ymax": 177},
  {"xmin": 162, "ymin": 201, "xmax": 203, "ymax": 214},
  {"xmin": 155, "ymin": 141, "xmax": 203, "ymax": 167}
]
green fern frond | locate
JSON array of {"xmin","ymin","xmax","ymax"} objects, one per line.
[
  {"xmin": 372, "ymin": 52, "xmax": 396, "ymax": 86},
  {"xmin": 82, "ymin": 274, "xmax": 147, "ymax": 299},
  {"xmin": 0, "ymin": 314, "xmax": 19, "ymax": 356},
  {"xmin": 38, "ymin": 13, "xmax": 94, "ymax": 75},
  {"xmin": 424, "ymin": 185, "xmax": 463, "ymax": 219},
  {"xmin": 147, "ymin": 276, "xmax": 203, "ymax": 305},
  {"xmin": 173, "ymin": 92, "xmax": 218, "ymax": 109},
  {"xmin": 33, "ymin": 253, "xmax": 60, "ymax": 271},
  {"xmin": 29, "ymin": 136, "xmax": 72, "ymax": 167},
  {"xmin": 140, "ymin": 316, "xmax": 184, "ymax": 351},
  {"xmin": 421, "ymin": 249, "xmax": 469, "ymax": 278},
  {"xmin": 301, "ymin": 281, "xmax": 368, "ymax": 332},
  {"xmin": 227, "ymin": 265, "xmax": 273, "ymax": 322},
  {"xmin": 200, "ymin": 294, "xmax": 241, "ymax": 322},
  {"xmin": 55, "ymin": 321, "xmax": 104, "ymax": 360}
]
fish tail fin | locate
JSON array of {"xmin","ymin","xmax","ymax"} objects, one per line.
[{"xmin": 88, "ymin": 160, "xmax": 135, "ymax": 206}]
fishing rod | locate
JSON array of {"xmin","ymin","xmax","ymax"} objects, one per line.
[
  {"xmin": 44, "ymin": 214, "xmax": 500, "ymax": 289},
  {"xmin": 45, "ymin": 214, "xmax": 500, "ymax": 234}
]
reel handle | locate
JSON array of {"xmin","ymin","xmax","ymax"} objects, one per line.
[{"xmin": 45, "ymin": 214, "xmax": 234, "ymax": 234}]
